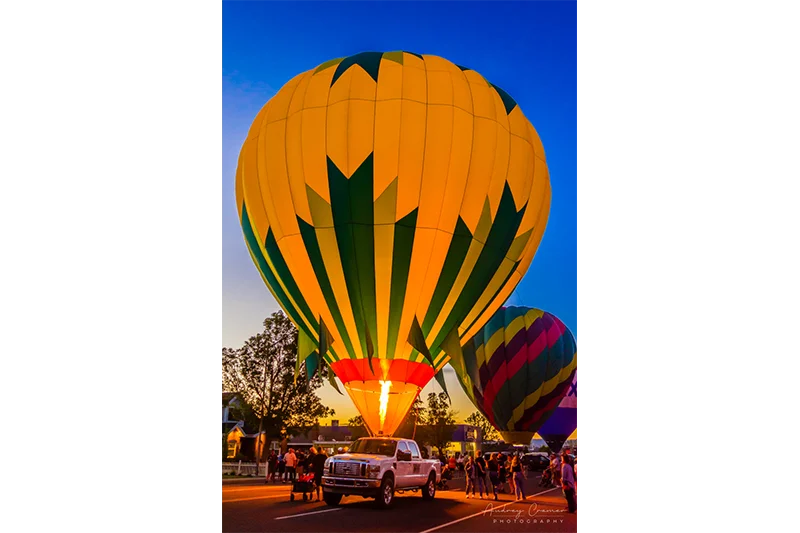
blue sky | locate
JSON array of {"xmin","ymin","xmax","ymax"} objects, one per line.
[{"xmin": 222, "ymin": 1, "xmax": 576, "ymax": 422}]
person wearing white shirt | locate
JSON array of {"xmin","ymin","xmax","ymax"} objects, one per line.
[{"xmin": 284, "ymin": 448, "xmax": 298, "ymax": 483}]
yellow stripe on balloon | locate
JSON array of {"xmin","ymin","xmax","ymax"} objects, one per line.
[
  {"xmin": 483, "ymin": 327, "xmax": 507, "ymax": 368},
  {"xmin": 315, "ymin": 226, "xmax": 363, "ymax": 360},
  {"xmin": 506, "ymin": 135, "xmax": 534, "ymax": 212},
  {"xmin": 373, "ymin": 99, "xmax": 402, "ymax": 200},
  {"xmin": 263, "ymin": 119, "xmax": 301, "ymax": 238},
  {"xmin": 285, "ymin": 110, "xmax": 313, "ymax": 225},
  {"xmin": 460, "ymin": 275, "xmax": 519, "ymax": 344},
  {"xmin": 346, "ymin": 98, "xmax": 375, "ymax": 181},
  {"xmin": 509, "ymin": 352, "xmax": 577, "ymax": 428},
  {"xmin": 414, "ymin": 230, "xmax": 454, "ymax": 337},
  {"xmin": 417, "ymin": 105, "xmax": 453, "ymax": 228},
  {"xmin": 326, "ymin": 99, "xmax": 350, "ymax": 180},
  {"xmin": 426, "ymin": 237, "xmax": 484, "ymax": 343},
  {"xmin": 287, "ymin": 71, "xmax": 312, "ymax": 117},
  {"xmin": 300, "ymin": 106, "xmax": 330, "ymax": 204},
  {"xmin": 393, "ymin": 227, "xmax": 437, "ymax": 361},
  {"xmin": 240, "ymin": 137, "xmax": 271, "ymax": 245},
  {"xmin": 279, "ymin": 233, "xmax": 340, "ymax": 355},
  {"xmin": 395, "ymin": 99, "xmax": 426, "ymax": 221},
  {"xmin": 461, "ymin": 257, "xmax": 516, "ymax": 335},
  {"xmin": 458, "ymin": 117, "xmax": 497, "ymax": 235},
  {"xmin": 437, "ymin": 107, "xmax": 473, "ymax": 231},
  {"xmin": 450, "ymin": 69, "xmax": 474, "ymax": 115}
]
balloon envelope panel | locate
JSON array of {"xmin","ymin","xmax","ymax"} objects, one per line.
[
  {"xmin": 538, "ymin": 372, "xmax": 576, "ymax": 452},
  {"xmin": 236, "ymin": 51, "xmax": 550, "ymax": 436}
]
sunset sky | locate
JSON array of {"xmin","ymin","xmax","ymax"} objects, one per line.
[{"xmin": 222, "ymin": 1, "xmax": 576, "ymax": 424}]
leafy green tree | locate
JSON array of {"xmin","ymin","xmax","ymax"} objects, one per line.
[
  {"xmin": 347, "ymin": 415, "xmax": 369, "ymax": 440},
  {"xmin": 222, "ymin": 311, "xmax": 334, "ymax": 469},
  {"xmin": 465, "ymin": 411, "xmax": 499, "ymax": 441},
  {"xmin": 419, "ymin": 392, "xmax": 456, "ymax": 458}
]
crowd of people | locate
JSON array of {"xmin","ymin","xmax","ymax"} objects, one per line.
[
  {"xmin": 264, "ymin": 447, "xmax": 328, "ymax": 501},
  {"xmin": 459, "ymin": 450, "xmax": 576, "ymax": 513}
]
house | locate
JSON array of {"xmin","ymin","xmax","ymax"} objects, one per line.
[{"xmin": 223, "ymin": 392, "xmax": 268, "ymax": 460}]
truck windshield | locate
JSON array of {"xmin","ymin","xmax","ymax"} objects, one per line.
[{"xmin": 348, "ymin": 439, "xmax": 398, "ymax": 456}]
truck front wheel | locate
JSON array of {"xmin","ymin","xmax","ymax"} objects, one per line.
[
  {"xmin": 323, "ymin": 492, "xmax": 342, "ymax": 506},
  {"xmin": 422, "ymin": 473, "xmax": 436, "ymax": 500},
  {"xmin": 375, "ymin": 475, "xmax": 394, "ymax": 509}
]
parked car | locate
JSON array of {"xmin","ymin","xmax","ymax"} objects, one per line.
[
  {"xmin": 322, "ymin": 437, "xmax": 441, "ymax": 509},
  {"xmin": 522, "ymin": 453, "xmax": 551, "ymax": 471}
]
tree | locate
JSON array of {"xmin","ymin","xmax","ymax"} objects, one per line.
[
  {"xmin": 419, "ymin": 392, "xmax": 456, "ymax": 458},
  {"xmin": 465, "ymin": 411, "xmax": 499, "ymax": 441},
  {"xmin": 222, "ymin": 311, "xmax": 335, "ymax": 468},
  {"xmin": 347, "ymin": 415, "xmax": 369, "ymax": 440}
]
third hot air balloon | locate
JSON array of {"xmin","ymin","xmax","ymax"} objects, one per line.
[{"xmin": 445, "ymin": 306, "xmax": 576, "ymax": 444}]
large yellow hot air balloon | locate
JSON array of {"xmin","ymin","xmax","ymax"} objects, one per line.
[{"xmin": 235, "ymin": 51, "xmax": 551, "ymax": 436}]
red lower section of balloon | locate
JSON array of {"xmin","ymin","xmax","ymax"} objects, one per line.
[{"xmin": 330, "ymin": 358, "xmax": 434, "ymax": 388}]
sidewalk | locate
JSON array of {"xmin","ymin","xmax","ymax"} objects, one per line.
[{"xmin": 222, "ymin": 476, "xmax": 269, "ymax": 485}]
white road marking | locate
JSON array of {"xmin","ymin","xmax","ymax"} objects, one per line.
[
  {"xmin": 274, "ymin": 508, "xmax": 342, "ymax": 520},
  {"xmin": 223, "ymin": 494, "xmax": 291, "ymax": 503},
  {"xmin": 418, "ymin": 487, "xmax": 560, "ymax": 533}
]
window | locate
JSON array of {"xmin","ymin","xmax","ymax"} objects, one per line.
[
  {"xmin": 407, "ymin": 441, "xmax": 421, "ymax": 459},
  {"xmin": 227, "ymin": 442, "xmax": 238, "ymax": 459},
  {"xmin": 397, "ymin": 441, "xmax": 410, "ymax": 457},
  {"xmin": 347, "ymin": 438, "xmax": 397, "ymax": 456}
]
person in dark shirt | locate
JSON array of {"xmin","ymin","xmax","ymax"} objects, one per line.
[
  {"xmin": 474, "ymin": 455, "xmax": 490, "ymax": 499},
  {"xmin": 498, "ymin": 454, "xmax": 508, "ymax": 494},
  {"xmin": 310, "ymin": 447, "xmax": 328, "ymax": 502},
  {"xmin": 488, "ymin": 453, "xmax": 500, "ymax": 500},
  {"xmin": 511, "ymin": 456, "xmax": 526, "ymax": 500}
]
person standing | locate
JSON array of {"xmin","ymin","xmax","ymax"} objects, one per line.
[
  {"xmin": 475, "ymin": 454, "xmax": 489, "ymax": 499},
  {"xmin": 511, "ymin": 456, "xmax": 526, "ymax": 501},
  {"xmin": 310, "ymin": 447, "xmax": 327, "ymax": 502},
  {"xmin": 561, "ymin": 454, "xmax": 577, "ymax": 513},
  {"xmin": 267, "ymin": 451, "xmax": 278, "ymax": 483},
  {"xmin": 284, "ymin": 448, "xmax": 297, "ymax": 483},
  {"xmin": 464, "ymin": 456, "xmax": 476, "ymax": 498},
  {"xmin": 488, "ymin": 453, "xmax": 501, "ymax": 500},
  {"xmin": 277, "ymin": 452, "xmax": 286, "ymax": 483},
  {"xmin": 498, "ymin": 454, "xmax": 508, "ymax": 494},
  {"xmin": 550, "ymin": 453, "xmax": 562, "ymax": 488}
]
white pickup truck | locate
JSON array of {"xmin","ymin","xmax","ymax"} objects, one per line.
[{"xmin": 322, "ymin": 437, "xmax": 441, "ymax": 508}]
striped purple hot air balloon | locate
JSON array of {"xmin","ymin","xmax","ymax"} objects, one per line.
[{"xmin": 446, "ymin": 306, "xmax": 576, "ymax": 444}]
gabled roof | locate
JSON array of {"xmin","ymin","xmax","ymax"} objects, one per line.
[{"xmin": 222, "ymin": 392, "xmax": 241, "ymax": 406}]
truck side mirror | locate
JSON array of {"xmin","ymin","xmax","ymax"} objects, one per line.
[{"xmin": 397, "ymin": 451, "xmax": 411, "ymax": 461}]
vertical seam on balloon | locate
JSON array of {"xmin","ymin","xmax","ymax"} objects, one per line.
[
  {"xmin": 415, "ymin": 69, "xmax": 459, "ymax": 368},
  {"xmin": 406, "ymin": 54, "xmax": 436, "ymax": 371},
  {"xmin": 371, "ymin": 56, "xmax": 381, "ymax": 364},
  {"xmin": 440, "ymin": 72, "xmax": 483, "ymax": 348},
  {"xmin": 403, "ymin": 54, "xmax": 429, "ymax": 369},
  {"xmin": 276, "ymin": 75, "xmax": 318, "ymax": 339},
  {"xmin": 392, "ymin": 53, "xmax": 405, "ymax": 371}
]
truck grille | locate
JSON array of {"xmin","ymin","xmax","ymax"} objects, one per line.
[{"xmin": 333, "ymin": 462, "xmax": 364, "ymax": 477}]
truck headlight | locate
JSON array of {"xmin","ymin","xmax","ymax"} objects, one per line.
[{"xmin": 368, "ymin": 465, "xmax": 381, "ymax": 478}]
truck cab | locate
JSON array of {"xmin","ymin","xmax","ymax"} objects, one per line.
[{"xmin": 322, "ymin": 437, "xmax": 441, "ymax": 508}]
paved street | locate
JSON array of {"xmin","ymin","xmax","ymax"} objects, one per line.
[{"xmin": 223, "ymin": 473, "xmax": 576, "ymax": 533}]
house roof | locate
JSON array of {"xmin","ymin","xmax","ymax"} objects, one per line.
[{"xmin": 222, "ymin": 392, "xmax": 241, "ymax": 406}]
